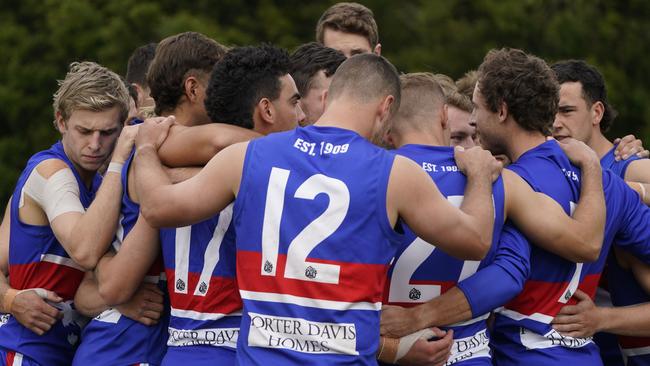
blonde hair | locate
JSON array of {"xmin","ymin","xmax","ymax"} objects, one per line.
[
  {"xmin": 432, "ymin": 73, "xmax": 473, "ymax": 113},
  {"xmin": 53, "ymin": 61, "xmax": 130, "ymax": 126}
]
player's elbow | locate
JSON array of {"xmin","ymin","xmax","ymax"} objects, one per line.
[
  {"xmin": 139, "ymin": 199, "xmax": 169, "ymax": 228},
  {"xmin": 69, "ymin": 249, "xmax": 100, "ymax": 272},
  {"xmin": 580, "ymin": 240, "xmax": 602, "ymax": 262},
  {"xmin": 98, "ymin": 280, "xmax": 131, "ymax": 306}
]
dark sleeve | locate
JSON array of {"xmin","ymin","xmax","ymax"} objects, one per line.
[
  {"xmin": 609, "ymin": 172, "xmax": 650, "ymax": 263},
  {"xmin": 456, "ymin": 222, "xmax": 531, "ymax": 317}
]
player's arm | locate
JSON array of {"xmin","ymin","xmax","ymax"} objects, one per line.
[
  {"xmin": 381, "ymin": 223, "xmax": 531, "ymax": 338},
  {"xmin": 74, "ymin": 266, "xmax": 164, "ymax": 325},
  {"xmin": 505, "ymin": 138, "xmax": 605, "ymax": 262},
  {"xmin": 388, "ymin": 147, "xmax": 500, "ymax": 260},
  {"xmin": 135, "ymin": 119, "xmax": 243, "ymax": 228},
  {"xmin": 95, "ymin": 214, "xmax": 159, "ymax": 305},
  {"xmin": 157, "ymin": 123, "xmax": 260, "ymax": 167},
  {"xmin": 42, "ymin": 125, "xmax": 139, "ymax": 270},
  {"xmin": 0, "ymin": 197, "xmax": 63, "ymax": 335},
  {"xmin": 553, "ymin": 289, "xmax": 650, "ymax": 338}
]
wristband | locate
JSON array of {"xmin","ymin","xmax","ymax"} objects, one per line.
[
  {"xmin": 106, "ymin": 162, "xmax": 123, "ymax": 175},
  {"xmin": 2, "ymin": 288, "xmax": 19, "ymax": 313}
]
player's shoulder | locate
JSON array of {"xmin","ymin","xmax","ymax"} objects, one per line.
[{"xmin": 34, "ymin": 158, "xmax": 71, "ymax": 179}]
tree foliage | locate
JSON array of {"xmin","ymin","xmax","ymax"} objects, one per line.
[{"xmin": 1, "ymin": 0, "xmax": 649, "ymax": 205}]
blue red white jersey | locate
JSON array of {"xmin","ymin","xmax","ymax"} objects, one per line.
[
  {"xmin": 491, "ymin": 140, "xmax": 650, "ymax": 365},
  {"xmin": 159, "ymin": 205, "xmax": 241, "ymax": 365},
  {"xmin": 0, "ymin": 141, "xmax": 99, "ymax": 366},
  {"xmin": 382, "ymin": 144, "xmax": 530, "ymax": 365},
  {"xmin": 72, "ymin": 150, "xmax": 168, "ymax": 366},
  {"xmin": 601, "ymin": 148, "xmax": 650, "ymax": 366},
  {"xmin": 234, "ymin": 126, "xmax": 402, "ymax": 365}
]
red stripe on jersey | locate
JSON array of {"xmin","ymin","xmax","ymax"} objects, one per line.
[
  {"xmin": 165, "ymin": 270, "xmax": 242, "ymax": 314},
  {"xmin": 382, "ymin": 279, "xmax": 456, "ymax": 307},
  {"xmin": 506, "ymin": 273, "xmax": 601, "ymax": 317},
  {"xmin": 237, "ymin": 250, "xmax": 388, "ymax": 304},
  {"xmin": 9, "ymin": 261, "xmax": 83, "ymax": 300},
  {"xmin": 5, "ymin": 351, "xmax": 15, "ymax": 365}
]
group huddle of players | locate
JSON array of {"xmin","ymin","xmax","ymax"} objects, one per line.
[{"xmin": 1, "ymin": 2, "xmax": 650, "ymax": 366}]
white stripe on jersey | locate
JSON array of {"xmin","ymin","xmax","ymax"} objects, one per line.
[
  {"xmin": 622, "ymin": 345, "xmax": 650, "ymax": 357},
  {"xmin": 11, "ymin": 352, "xmax": 23, "ymax": 366},
  {"xmin": 171, "ymin": 307, "xmax": 242, "ymax": 321},
  {"xmin": 496, "ymin": 307, "xmax": 554, "ymax": 324},
  {"xmin": 94, "ymin": 308, "xmax": 121, "ymax": 324},
  {"xmin": 40, "ymin": 253, "xmax": 84, "ymax": 271},
  {"xmin": 240, "ymin": 290, "xmax": 381, "ymax": 311},
  {"xmin": 174, "ymin": 226, "xmax": 192, "ymax": 295}
]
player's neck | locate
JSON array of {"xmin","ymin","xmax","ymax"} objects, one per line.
[
  {"xmin": 395, "ymin": 129, "xmax": 445, "ymax": 148},
  {"xmin": 315, "ymin": 101, "xmax": 378, "ymax": 139},
  {"xmin": 588, "ymin": 131, "xmax": 614, "ymax": 159},
  {"xmin": 162, "ymin": 105, "xmax": 208, "ymax": 127},
  {"xmin": 507, "ymin": 127, "xmax": 548, "ymax": 163}
]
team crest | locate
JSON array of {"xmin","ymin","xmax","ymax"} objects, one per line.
[
  {"xmin": 305, "ymin": 266, "xmax": 317, "ymax": 279},
  {"xmin": 176, "ymin": 278, "xmax": 186, "ymax": 291},
  {"xmin": 198, "ymin": 281, "xmax": 208, "ymax": 294},
  {"xmin": 409, "ymin": 288, "xmax": 421, "ymax": 300},
  {"xmin": 264, "ymin": 260, "xmax": 273, "ymax": 273}
]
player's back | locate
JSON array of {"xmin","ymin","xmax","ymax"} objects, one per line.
[
  {"xmin": 72, "ymin": 151, "xmax": 169, "ymax": 366},
  {"xmin": 159, "ymin": 205, "xmax": 241, "ymax": 364},
  {"xmin": 234, "ymin": 125, "xmax": 402, "ymax": 365},
  {"xmin": 382, "ymin": 144, "xmax": 507, "ymax": 365},
  {"xmin": 0, "ymin": 142, "xmax": 97, "ymax": 366}
]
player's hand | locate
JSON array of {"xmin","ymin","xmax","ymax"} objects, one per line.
[
  {"xmin": 553, "ymin": 137, "xmax": 599, "ymax": 168},
  {"xmin": 381, "ymin": 304, "xmax": 419, "ymax": 338},
  {"xmin": 454, "ymin": 146, "xmax": 502, "ymax": 182},
  {"xmin": 116, "ymin": 283, "xmax": 164, "ymax": 326},
  {"xmin": 135, "ymin": 116, "xmax": 175, "ymax": 152},
  {"xmin": 11, "ymin": 289, "xmax": 63, "ymax": 335},
  {"xmin": 111, "ymin": 124, "xmax": 140, "ymax": 164},
  {"xmin": 614, "ymin": 134, "xmax": 649, "ymax": 161},
  {"xmin": 397, "ymin": 328, "xmax": 453, "ymax": 366},
  {"xmin": 551, "ymin": 289, "xmax": 601, "ymax": 338}
]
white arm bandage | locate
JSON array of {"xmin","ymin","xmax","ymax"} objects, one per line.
[
  {"xmin": 395, "ymin": 328, "xmax": 436, "ymax": 362},
  {"xmin": 21, "ymin": 168, "xmax": 85, "ymax": 222}
]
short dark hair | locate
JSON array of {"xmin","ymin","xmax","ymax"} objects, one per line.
[
  {"xmin": 551, "ymin": 60, "xmax": 618, "ymax": 132},
  {"xmin": 290, "ymin": 42, "xmax": 346, "ymax": 96},
  {"xmin": 328, "ymin": 53, "xmax": 401, "ymax": 115},
  {"xmin": 478, "ymin": 48, "xmax": 559, "ymax": 135},
  {"xmin": 147, "ymin": 32, "xmax": 227, "ymax": 116},
  {"xmin": 316, "ymin": 2, "xmax": 379, "ymax": 48},
  {"xmin": 125, "ymin": 43, "xmax": 157, "ymax": 86},
  {"xmin": 205, "ymin": 44, "xmax": 291, "ymax": 129}
]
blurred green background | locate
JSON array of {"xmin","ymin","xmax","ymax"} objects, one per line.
[{"xmin": 1, "ymin": 0, "xmax": 649, "ymax": 207}]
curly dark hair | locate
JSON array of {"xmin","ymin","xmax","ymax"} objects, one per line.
[
  {"xmin": 478, "ymin": 48, "xmax": 559, "ymax": 135},
  {"xmin": 146, "ymin": 32, "xmax": 227, "ymax": 116},
  {"xmin": 290, "ymin": 42, "xmax": 346, "ymax": 96},
  {"xmin": 551, "ymin": 60, "xmax": 618, "ymax": 133},
  {"xmin": 205, "ymin": 44, "xmax": 291, "ymax": 128}
]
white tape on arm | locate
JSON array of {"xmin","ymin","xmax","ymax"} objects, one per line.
[
  {"xmin": 395, "ymin": 328, "xmax": 436, "ymax": 362},
  {"xmin": 23, "ymin": 168, "xmax": 85, "ymax": 222}
]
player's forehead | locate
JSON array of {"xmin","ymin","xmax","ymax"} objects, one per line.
[
  {"xmin": 559, "ymin": 81, "xmax": 586, "ymax": 105},
  {"xmin": 279, "ymin": 74, "xmax": 300, "ymax": 99},
  {"xmin": 67, "ymin": 107, "xmax": 122, "ymax": 131},
  {"xmin": 448, "ymin": 107, "xmax": 473, "ymax": 131},
  {"xmin": 322, "ymin": 28, "xmax": 372, "ymax": 55}
]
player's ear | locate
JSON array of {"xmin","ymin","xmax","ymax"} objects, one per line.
[
  {"xmin": 373, "ymin": 43, "xmax": 382, "ymax": 56},
  {"xmin": 184, "ymin": 76, "xmax": 202, "ymax": 103},
  {"xmin": 498, "ymin": 101, "xmax": 508, "ymax": 122},
  {"xmin": 55, "ymin": 111, "xmax": 66, "ymax": 133},
  {"xmin": 378, "ymin": 94, "xmax": 394, "ymax": 123},
  {"xmin": 441, "ymin": 104, "xmax": 449, "ymax": 130},
  {"xmin": 591, "ymin": 101, "xmax": 605, "ymax": 127},
  {"xmin": 258, "ymin": 98, "xmax": 274, "ymax": 124}
]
